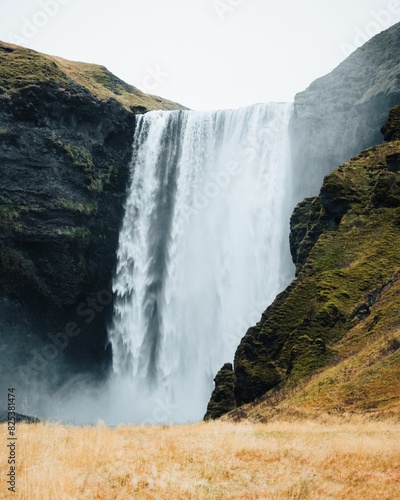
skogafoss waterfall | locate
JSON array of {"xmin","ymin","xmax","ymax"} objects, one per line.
[{"xmin": 108, "ymin": 103, "xmax": 294, "ymax": 424}]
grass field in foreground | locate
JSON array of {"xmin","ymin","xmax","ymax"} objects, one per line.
[{"xmin": 1, "ymin": 418, "xmax": 399, "ymax": 499}]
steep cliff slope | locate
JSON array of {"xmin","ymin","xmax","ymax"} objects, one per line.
[
  {"xmin": 0, "ymin": 41, "xmax": 184, "ymax": 393},
  {"xmin": 205, "ymin": 107, "xmax": 400, "ymax": 420},
  {"xmin": 290, "ymin": 21, "xmax": 400, "ymax": 199}
]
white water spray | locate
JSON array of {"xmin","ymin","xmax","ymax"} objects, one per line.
[{"xmin": 108, "ymin": 103, "xmax": 294, "ymax": 423}]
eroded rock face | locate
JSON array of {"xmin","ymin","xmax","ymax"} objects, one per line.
[
  {"xmin": 0, "ymin": 87, "xmax": 133, "ymax": 382},
  {"xmin": 382, "ymin": 105, "xmax": 400, "ymax": 142},
  {"xmin": 0, "ymin": 42, "xmax": 184, "ymax": 391},
  {"xmin": 204, "ymin": 363, "xmax": 236, "ymax": 420}
]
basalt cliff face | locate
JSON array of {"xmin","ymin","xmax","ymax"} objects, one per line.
[{"xmin": 0, "ymin": 41, "xmax": 184, "ymax": 392}]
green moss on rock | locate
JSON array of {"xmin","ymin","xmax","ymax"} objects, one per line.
[
  {"xmin": 381, "ymin": 105, "xmax": 400, "ymax": 141},
  {"xmin": 55, "ymin": 227, "xmax": 91, "ymax": 239},
  {"xmin": 204, "ymin": 363, "xmax": 236, "ymax": 420},
  {"xmin": 63, "ymin": 144, "xmax": 94, "ymax": 169},
  {"xmin": 215, "ymin": 107, "xmax": 400, "ymax": 416}
]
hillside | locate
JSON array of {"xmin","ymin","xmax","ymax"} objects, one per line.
[
  {"xmin": 0, "ymin": 41, "xmax": 183, "ymax": 111},
  {"xmin": 206, "ymin": 106, "xmax": 400, "ymax": 421}
]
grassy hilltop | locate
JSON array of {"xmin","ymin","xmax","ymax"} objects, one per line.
[{"xmin": 0, "ymin": 41, "xmax": 183, "ymax": 111}]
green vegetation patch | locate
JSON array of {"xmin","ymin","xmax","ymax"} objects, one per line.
[
  {"xmin": 0, "ymin": 45, "xmax": 68, "ymax": 94},
  {"xmin": 56, "ymin": 227, "xmax": 91, "ymax": 239},
  {"xmin": 88, "ymin": 165, "xmax": 117, "ymax": 193},
  {"xmin": 63, "ymin": 144, "xmax": 94, "ymax": 169},
  {"xmin": 0, "ymin": 204, "xmax": 19, "ymax": 234},
  {"xmin": 204, "ymin": 363, "xmax": 236, "ymax": 420},
  {"xmin": 0, "ymin": 41, "xmax": 185, "ymax": 111},
  {"xmin": 232, "ymin": 133, "xmax": 400, "ymax": 409},
  {"xmin": 57, "ymin": 199, "xmax": 96, "ymax": 215}
]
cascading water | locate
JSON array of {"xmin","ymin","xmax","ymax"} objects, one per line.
[{"xmin": 108, "ymin": 103, "xmax": 294, "ymax": 424}]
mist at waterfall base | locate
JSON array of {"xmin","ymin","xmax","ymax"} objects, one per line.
[{"xmin": 35, "ymin": 103, "xmax": 297, "ymax": 425}]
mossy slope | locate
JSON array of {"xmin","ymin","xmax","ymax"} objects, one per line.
[
  {"xmin": 207, "ymin": 107, "xmax": 400, "ymax": 420},
  {"xmin": 204, "ymin": 363, "xmax": 236, "ymax": 420}
]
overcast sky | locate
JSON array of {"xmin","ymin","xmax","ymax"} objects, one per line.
[{"xmin": 0, "ymin": 0, "xmax": 399, "ymax": 109}]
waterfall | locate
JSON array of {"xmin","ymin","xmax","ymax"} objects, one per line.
[{"xmin": 108, "ymin": 103, "xmax": 294, "ymax": 424}]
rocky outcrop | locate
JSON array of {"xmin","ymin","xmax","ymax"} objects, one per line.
[
  {"xmin": 204, "ymin": 363, "xmax": 236, "ymax": 420},
  {"xmin": 290, "ymin": 22, "xmax": 400, "ymax": 200},
  {"xmin": 382, "ymin": 105, "xmax": 400, "ymax": 141},
  {"xmin": 0, "ymin": 42, "xmax": 185, "ymax": 393},
  {"xmin": 206, "ymin": 106, "xmax": 400, "ymax": 418}
]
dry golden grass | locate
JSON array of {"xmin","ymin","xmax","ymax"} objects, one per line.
[
  {"xmin": 46, "ymin": 55, "xmax": 186, "ymax": 111},
  {"xmin": 1, "ymin": 418, "xmax": 399, "ymax": 499}
]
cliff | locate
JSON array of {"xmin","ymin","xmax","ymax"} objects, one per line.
[
  {"xmin": 0, "ymin": 41, "xmax": 185, "ymax": 392},
  {"xmin": 205, "ymin": 106, "xmax": 400, "ymax": 420},
  {"xmin": 290, "ymin": 21, "xmax": 400, "ymax": 200}
]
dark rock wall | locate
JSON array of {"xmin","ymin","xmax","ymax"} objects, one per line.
[{"xmin": 0, "ymin": 82, "xmax": 136, "ymax": 390}]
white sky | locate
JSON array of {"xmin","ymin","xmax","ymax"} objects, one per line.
[{"xmin": 0, "ymin": 0, "xmax": 399, "ymax": 110}]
